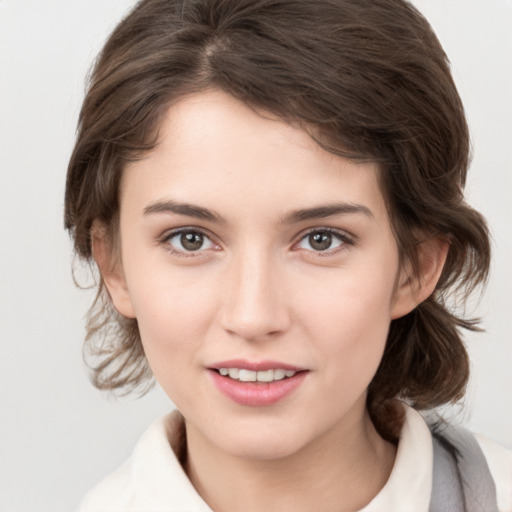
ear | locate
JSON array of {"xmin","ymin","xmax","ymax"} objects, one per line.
[
  {"xmin": 91, "ymin": 222, "xmax": 136, "ymax": 319},
  {"xmin": 391, "ymin": 236, "xmax": 449, "ymax": 319}
]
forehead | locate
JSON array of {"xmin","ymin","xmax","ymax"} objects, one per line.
[{"xmin": 121, "ymin": 90, "xmax": 389, "ymax": 224}]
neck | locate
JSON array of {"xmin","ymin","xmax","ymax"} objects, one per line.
[{"xmin": 184, "ymin": 405, "xmax": 396, "ymax": 512}]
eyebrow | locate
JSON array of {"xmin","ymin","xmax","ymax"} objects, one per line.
[
  {"xmin": 281, "ymin": 203, "xmax": 374, "ymax": 224},
  {"xmin": 144, "ymin": 200, "xmax": 226, "ymax": 223},
  {"xmin": 143, "ymin": 199, "xmax": 374, "ymax": 224}
]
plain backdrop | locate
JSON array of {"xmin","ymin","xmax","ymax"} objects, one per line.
[{"xmin": 0, "ymin": 1, "xmax": 511, "ymax": 511}]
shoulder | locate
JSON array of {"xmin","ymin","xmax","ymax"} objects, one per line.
[
  {"xmin": 78, "ymin": 458, "xmax": 134, "ymax": 511},
  {"xmin": 76, "ymin": 410, "xmax": 212, "ymax": 512},
  {"xmin": 76, "ymin": 414, "xmax": 170, "ymax": 512},
  {"xmin": 424, "ymin": 409, "xmax": 512, "ymax": 512},
  {"xmin": 366, "ymin": 404, "xmax": 511, "ymax": 512},
  {"xmin": 474, "ymin": 433, "xmax": 512, "ymax": 512}
]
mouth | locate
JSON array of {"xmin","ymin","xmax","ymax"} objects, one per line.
[
  {"xmin": 208, "ymin": 360, "xmax": 308, "ymax": 406},
  {"xmin": 214, "ymin": 367, "xmax": 300, "ymax": 382}
]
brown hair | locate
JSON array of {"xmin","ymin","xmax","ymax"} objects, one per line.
[{"xmin": 65, "ymin": 0, "xmax": 490, "ymax": 438}]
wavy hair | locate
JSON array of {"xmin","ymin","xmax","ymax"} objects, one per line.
[{"xmin": 65, "ymin": 0, "xmax": 490, "ymax": 439}]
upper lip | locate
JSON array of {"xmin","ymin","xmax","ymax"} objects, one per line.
[{"xmin": 208, "ymin": 359, "xmax": 306, "ymax": 372}]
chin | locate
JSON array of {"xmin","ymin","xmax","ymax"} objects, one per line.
[{"xmin": 210, "ymin": 422, "xmax": 313, "ymax": 461}]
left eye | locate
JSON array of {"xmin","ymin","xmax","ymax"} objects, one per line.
[
  {"xmin": 165, "ymin": 230, "xmax": 216, "ymax": 253},
  {"xmin": 296, "ymin": 230, "xmax": 346, "ymax": 252}
]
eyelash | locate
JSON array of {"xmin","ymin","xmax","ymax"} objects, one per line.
[
  {"xmin": 159, "ymin": 226, "xmax": 356, "ymax": 258},
  {"xmin": 159, "ymin": 228, "xmax": 219, "ymax": 258},
  {"xmin": 295, "ymin": 227, "xmax": 355, "ymax": 256}
]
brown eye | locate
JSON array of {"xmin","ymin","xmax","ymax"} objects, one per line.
[
  {"xmin": 165, "ymin": 229, "xmax": 216, "ymax": 254},
  {"xmin": 180, "ymin": 232, "xmax": 204, "ymax": 251},
  {"xmin": 296, "ymin": 229, "xmax": 347, "ymax": 252},
  {"xmin": 309, "ymin": 232, "xmax": 333, "ymax": 251}
]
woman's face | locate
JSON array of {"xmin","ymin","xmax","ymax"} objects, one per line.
[{"xmin": 109, "ymin": 90, "xmax": 411, "ymax": 459}]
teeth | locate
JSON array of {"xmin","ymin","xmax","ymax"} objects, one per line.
[
  {"xmin": 238, "ymin": 369, "xmax": 257, "ymax": 382},
  {"xmin": 217, "ymin": 368, "xmax": 297, "ymax": 382},
  {"xmin": 273, "ymin": 369, "xmax": 286, "ymax": 380},
  {"xmin": 256, "ymin": 369, "xmax": 274, "ymax": 382}
]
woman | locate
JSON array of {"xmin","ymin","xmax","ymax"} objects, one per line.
[{"xmin": 65, "ymin": 0, "xmax": 511, "ymax": 510}]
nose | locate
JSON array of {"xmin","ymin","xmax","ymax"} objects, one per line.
[{"xmin": 220, "ymin": 251, "xmax": 291, "ymax": 342}]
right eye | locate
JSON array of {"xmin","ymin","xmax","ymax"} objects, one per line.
[{"xmin": 163, "ymin": 229, "xmax": 217, "ymax": 256}]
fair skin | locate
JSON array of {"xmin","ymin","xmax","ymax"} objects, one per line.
[{"xmin": 94, "ymin": 90, "xmax": 447, "ymax": 512}]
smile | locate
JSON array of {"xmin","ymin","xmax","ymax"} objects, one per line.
[
  {"xmin": 217, "ymin": 368, "xmax": 297, "ymax": 382},
  {"xmin": 209, "ymin": 361, "xmax": 308, "ymax": 406}
]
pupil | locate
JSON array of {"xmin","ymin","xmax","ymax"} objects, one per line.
[
  {"xmin": 310, "ymin": 232, "xmax": 332, "ymax": 251},
  {"xmin": 181, "ymin": 232, "xmax": 203, "ymax": 251}
]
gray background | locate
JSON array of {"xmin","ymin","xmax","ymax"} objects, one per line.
[{"xmin": 1, "ymin": 1, "xmax": 511, "ymax": 511}]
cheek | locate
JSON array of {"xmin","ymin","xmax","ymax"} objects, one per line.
[
  {"xmin": 298, "ymin": 261, "xmax": 396, "ymax": 332},
  {"xmin": 297, "ymin": 265, "xmax": 396, "ymax": 374},
  {"xmin": 125, "ymin": 265, "xmax": 219, "ymax": 376}
]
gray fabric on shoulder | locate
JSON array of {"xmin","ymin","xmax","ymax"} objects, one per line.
[{"xmin": 429, "ymin": 419, "xmax": 498, "ymax": 512}]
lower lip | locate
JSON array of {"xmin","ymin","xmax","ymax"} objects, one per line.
[{"xmin": 209, "ymin": 370, "xmax": 307, "ymax": 407}]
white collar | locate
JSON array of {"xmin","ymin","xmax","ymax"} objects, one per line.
[
  {"xmin": 361, "ymin": 405, "xmax": 432, "ymax": 511},
  {"xmin": 79, "ymin": 404, "xmax": 433, "ymax": 511}
]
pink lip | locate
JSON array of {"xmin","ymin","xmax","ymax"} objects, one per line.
[{"xmin": 207, "ymin": 360, "xmax": 308, "ymax": 407}]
